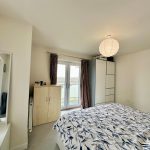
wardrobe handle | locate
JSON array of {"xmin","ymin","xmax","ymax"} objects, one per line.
[{"xmin": 49, "ymin": 97, "xmax": 51, "ymax": 102}]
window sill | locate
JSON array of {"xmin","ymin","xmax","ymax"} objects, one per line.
[{"xmin": 61, "ymin": 105, "xmax": 81, "ymax": 111}]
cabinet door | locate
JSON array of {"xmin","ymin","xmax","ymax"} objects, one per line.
[
  {"xmin": 33, "ymin": 87, "xmax": 49, "ymax": 126},
  {"xmin": 107, "ymin": 61, "xmax": 115, "ymax": 75},
  {"xmin": 106, "ymin": 88, "xmax": 114, "ymax": 96},
  {"xmin": 95, "ymin": 60, "xmax": 106, "ymax": 104},
  {"xmin": 47, "ymin": 86, "xmax": 61, "ymax": 122},
  {"xmin": 105, "ymin": 95, "xmax": 114, "ymax": 103},
  {"xmin": 106, "ymin": 75, "xmax": 115, "ymax": 88}
]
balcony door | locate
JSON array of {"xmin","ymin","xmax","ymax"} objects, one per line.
[{"xmin": 57, "ymin": 61, "xmax": 81, "ymax": 109}]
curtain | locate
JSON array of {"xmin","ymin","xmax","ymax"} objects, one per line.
[
  {"xmin": 81, "ymin": 59, "xmax": 91, "ymax": 108},
  {"xmin": 50, "ymin": 53, "xmax": 58, "ymax": 85}
]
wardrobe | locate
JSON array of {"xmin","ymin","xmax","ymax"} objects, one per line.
[
  {"xmin": 33, "ymin": 85, "xmax": 61, "ymax": 126},
  {"xmin": 89, "ymin": 59, "xmax": 115, "ymax": 106}
]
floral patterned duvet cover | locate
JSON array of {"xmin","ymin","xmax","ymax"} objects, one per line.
[{"xmin": 54, "ymin": 103, "xmax": 150, "ymax": 150}]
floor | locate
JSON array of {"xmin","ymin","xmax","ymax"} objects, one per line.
[
  {"xmin": 28, "ymin": 108, "xmax": 80, "ymax": 150},
  {"xmin": 28, "ymin": 123, "xmax": 59, "ymax": 150}
]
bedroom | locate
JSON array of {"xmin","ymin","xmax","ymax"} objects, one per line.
[{"xmin": 0, "ymin": 0, "xmax": 150, "ymax": 150}]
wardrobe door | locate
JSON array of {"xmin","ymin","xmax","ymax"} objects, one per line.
[
  {"xmin": 106, "ymin": 75, "xmax": 115, "ymax": 88},
  {"xmin": 33, "ymin": 86, "xmax": 49, "ymax": 126},
  {"xmin": 105, "ymin": 95, "xmax": 114, "ymax": 103},
  {"xmin": 106, "ymin": 88, "xmax": 114, "ymax": 96},
  {"xmin": 105, "ymin": 61, "xmax": 115, "ymax": 103},
  {"xmin": 107, "ymin": 61, "xmax": 115, "ymax": 75},
  {"xmin": 47, "ymin": 86, "xmax": 61, "ymax": 122},
  {"xmin": 95, "ymin": 60, "xmax": 106, "ymax": 104}
]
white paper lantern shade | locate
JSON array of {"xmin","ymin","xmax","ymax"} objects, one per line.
[{"xmin": 99, "ymin": 38, "xmax": 119, "ymax": 57}]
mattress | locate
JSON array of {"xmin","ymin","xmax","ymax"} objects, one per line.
[
  {"xmin": 54, "ymin": 103, "xmax": 150, "ymax": 150},
  {"xmin": 54, "ymin": 129, "xmax": 65, "ymax": 150}
]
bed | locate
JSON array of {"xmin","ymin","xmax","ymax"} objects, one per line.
[{"xmin": 54, "ymin": 103, "xmax": 150, "ymax": 150}]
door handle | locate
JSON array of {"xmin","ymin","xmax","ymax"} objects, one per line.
[{"xmin": 49, "ymin": 97, "xmax": 51, "ymax": 102}]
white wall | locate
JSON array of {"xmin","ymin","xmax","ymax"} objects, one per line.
[
  {"xmin": 116, "ymin": 49, "xmax": 150, "ymax": 112},
  {"xmin": 0, "ymin": 16, "xmax": 32, "ymax": 150},
  {"xmin": 30, "ymin": 46, "xmax": 50, "ymax": 87}
]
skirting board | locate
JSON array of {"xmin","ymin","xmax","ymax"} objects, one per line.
[{"xmin": 11, "ymin": 142, "xmax": 28, "ymax": 150}]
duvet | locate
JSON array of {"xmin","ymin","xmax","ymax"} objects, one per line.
[{"xmin": 54, "ymin": 103, "xmax": 150, "ymax": 150}]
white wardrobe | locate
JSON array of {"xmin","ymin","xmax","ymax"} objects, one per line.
[{"xmin": 89, "ymin": 59, "xmax": 115, "ymax": 106}]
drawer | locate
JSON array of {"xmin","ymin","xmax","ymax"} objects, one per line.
[
  {"xmin": 106, "ymin": 88, "xmax": 114, "ymax": 96},
  {"xmin": 107, "ymin": 61, "xmax": 115, "ymax": 75},
  {"xmin": 106, "ymin": 75, "xmax": 115, "ymax": 88},
  {"xmin": 95, "ymin": 98, "xmax": 105, "ymax": 105},
  {"xmin": 105, "ymin": 95, "xmax": 114, "ymax": 103}
]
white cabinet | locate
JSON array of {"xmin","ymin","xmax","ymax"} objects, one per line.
[{"xmin": 89, "ymin": 59, "xmax": 115, "ymax": 106}]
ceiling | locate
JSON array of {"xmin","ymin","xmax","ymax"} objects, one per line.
[{"xmin": 0, "ymin": 0, "xmax": 150, "ymax": 56}]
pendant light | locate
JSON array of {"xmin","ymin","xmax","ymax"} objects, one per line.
[{"xmin": 99, "ymin": 35, "xmax": 119, "ymax": 57}]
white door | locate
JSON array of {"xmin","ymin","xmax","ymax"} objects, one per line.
[{"xmin": 95, "ymin": 60, "xmax": 106, "ymax": 104}]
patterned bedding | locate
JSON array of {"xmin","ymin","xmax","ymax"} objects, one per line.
[{"xmin": 54, "ymin": 103, "xmax": 150, "ymax": 150}]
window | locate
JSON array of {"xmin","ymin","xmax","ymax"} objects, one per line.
[{"xmin": 57, "ymin": 61, "xmax": 81, "ymax": 109}]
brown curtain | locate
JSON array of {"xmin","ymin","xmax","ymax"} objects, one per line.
[
  {"xmin": 81, "ymin": 60, "xmax": 90, "ymax": 109},
  {"xmin": 50, "ymin": 53, "xmax": 58, "ymax": 85}
]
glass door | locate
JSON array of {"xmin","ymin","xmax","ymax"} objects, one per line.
[
  {"xmin": 57, "ymin": 61, "xmax": 81, "ymax": 109},
  {"xmin": 69, "ymin": 64, "xmax": 80, "ymax": 106},
  {"xmin": 57, "ymin": 63, "xmax": 66, "ymax": 108}
]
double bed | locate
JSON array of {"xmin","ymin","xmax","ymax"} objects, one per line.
[{"xmin": 54, "ymin": 103, "xmax": 150, "ymax": 150}]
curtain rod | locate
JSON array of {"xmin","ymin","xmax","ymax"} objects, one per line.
[{"xmin": 47, "ymin": 51, "xmax": 90, "ymax": 60}]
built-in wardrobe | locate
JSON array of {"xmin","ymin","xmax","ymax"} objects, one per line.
[{"xmin": 89, "ymin": 58, "xmax": 115, "ymax": 106}]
